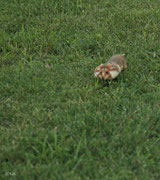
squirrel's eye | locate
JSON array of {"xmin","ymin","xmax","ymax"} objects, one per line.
[{"xmin": 106, "ymin": 72, "xmax": 109, "ymax": 74}]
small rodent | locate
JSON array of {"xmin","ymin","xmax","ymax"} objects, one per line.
[{"xmin": 94, "ymin": 54, "xmax": 127, "ymax": 80}]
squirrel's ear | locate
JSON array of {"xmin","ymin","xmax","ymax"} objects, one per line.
[
  {"xmin": 99, "ymin": 64, "xmax": 104, "ymax": 68},
  {"xmin": 107, "ymin": 64, "xmax": 112, "ymax": 68}
]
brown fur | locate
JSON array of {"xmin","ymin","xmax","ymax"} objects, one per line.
[
  {"xmin": 105, "ymin": 54, "xmax": 127, "ymax": 70},
  {"xmin": 94, "ymin": 54, "xmax": 127, "ymax": 80}
]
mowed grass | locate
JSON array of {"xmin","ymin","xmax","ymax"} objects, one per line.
[{"xmin": 0, "ymin": 0, "xmax": 160, "ymax": 179}]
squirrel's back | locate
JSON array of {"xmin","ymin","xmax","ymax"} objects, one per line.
[{"xmin": 105, "ymin": 54, "xmax": 127, "ymax": 70}]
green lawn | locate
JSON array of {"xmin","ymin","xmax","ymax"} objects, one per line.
[{"xmin": 0, "ymin": 0, "xmax": 160, "ymax": 179}]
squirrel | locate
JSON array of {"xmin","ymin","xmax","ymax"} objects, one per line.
[{"xmin": 94, "ymin": 54, "xmax": 127, "ymax": 80}]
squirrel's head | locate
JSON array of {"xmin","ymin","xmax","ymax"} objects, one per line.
[{"xmin": 94, "ymin": 64, "xmax": 112, "ymax": 80}]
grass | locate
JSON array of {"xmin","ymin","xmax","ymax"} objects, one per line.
[{"xmin": 0, "ymin": 0, "xmax": 160, "ymax": 179}]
